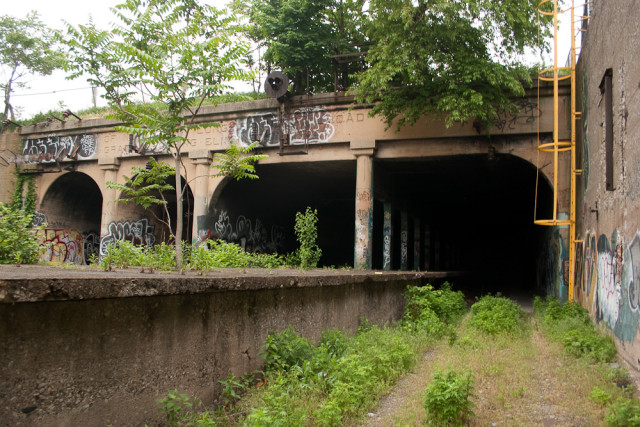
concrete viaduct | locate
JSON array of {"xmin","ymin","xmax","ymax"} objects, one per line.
[{"xmin": 2, "ymin": 82, "xmax": 570, "ymax": 293}]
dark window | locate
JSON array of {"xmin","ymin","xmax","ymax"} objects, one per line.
[{"xmin": 599, "ymin": 69, "xmax": 614, "ymax": 191}]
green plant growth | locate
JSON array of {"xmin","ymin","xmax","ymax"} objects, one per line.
[
  {"xmin": 470, "ymin": 294, "xmax": 527, "ymax": 335},
  {"xmin": 106, "ymin": 158, "xmax": 176, "ymax": 239},
  {"xmin": 157, "ymin": 389, "xmax": 196, "ymax": 426},
  {"xmin": 260, "ymin": 326, "xmax": 315, "ymax": 373},
  {"xmin": 534, "ymin": 296, "xmax": 617, "ymax": 363},
  {"xmin": 0, "ymin": 203, "xmax": 43, "ymax": 264},
  {"xmin": 403, "ymin": 283, "xmax": 467, "ymax": 335},
  {"xmin": 294, "ymin": 206, "xmax": 322, "ymax": 269},
  {"xmin": 423, "ymin": 368, "xmax": 476, "ymax": 426},
  {"xmin": 211, "ymin": 141, "xmax": 268, "ymax": 181},
  {"xmin": 63, "ymin": 0, "xmax": 252, "ymax": 268}
]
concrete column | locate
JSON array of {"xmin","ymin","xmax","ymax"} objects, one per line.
[
  {"xmin": 189, "ymin": 150, "xmax": 212, "ymax": 245},
  {"xmin": 400, "ymin": 211, "xmax": 408, "ymax": 270},
  {"xmin": 413, "ymin": 219, "xmax": 421, "ymax": 271},
  {"xmin": 423, "ymin": 225, "xmax": 431, "ymax": 271},
  {"xmin": 99, "ymin": 157, "xmax": 120, "ymax": 253},
  {"xmin": 382, "ymin": 203, "xmax": 392, "ymax": 270},
  {"xmin": 354, "ymin": 150, "xmax": 374, "ymax": 269}
]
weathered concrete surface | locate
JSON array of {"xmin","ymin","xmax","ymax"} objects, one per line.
[{"xmin": 0, "ymin": 266, "xmax": 451, "ymax": 426}]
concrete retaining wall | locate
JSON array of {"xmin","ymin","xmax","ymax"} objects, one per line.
[{"xmin": 0, "ymin": 266, "xmax": 433, "ymax": 426}]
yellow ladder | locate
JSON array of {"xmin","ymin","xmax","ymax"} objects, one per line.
[{"xmin": 535, "ymin": 0, "xmax": 590, "ymax": 301}]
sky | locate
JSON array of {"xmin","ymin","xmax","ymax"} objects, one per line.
[{"xmin": 2, "ymin": 1, "xmax": 574, "ymax": 119}]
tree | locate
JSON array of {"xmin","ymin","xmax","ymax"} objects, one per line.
[
  {"xmin": 354, "ymin": 0, "xmax": 552, "ymax": 130},
  {"xmin": 63, "ymin": 0, "xmax": 252, "ymax": 268},
  {"xmin": 239, "ymin": 0, "xmax": 367, "ymax": 94},
  {"xmin": 0, "ymin": 12, "xmax": 66, "ymax": 120}
]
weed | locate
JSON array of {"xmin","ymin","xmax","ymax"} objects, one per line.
[
  {"xmin": 609, "ymin": 367, "xmax": 633, "ymax": 388},
  {"xmin": 590, "ymin": 386, "xmax": 613, "ymax": 406},
  {"xmin": 219, "ymin": 373, "xmax": 251, "ymax": 406},
  {"xmin": 470, "ymin": 295, "xmax": 526, "ymax": 335},
  {"xmin": 294, "ymin": 207, "xmax": 322, "ymax": 269},
  {"xmin": 403, "ymin": 283, "xmax": 467, "ymax": 335},
  {"xmin": 606, "ymin": 396, "xmax": 640, "ymax": 426},
  {"xmin": 0, "ymin": 203, "xmax": 43, "ymax": 264},
  {"xmin": 423, "ymin": 368, "xmax": 475, "ymax": 426},
  {"xmin": 260, "ymin": 327, "xmax": 315, "ymax": 373},
  {"xmin": 157, "ymin": 389, "xmax": 193, "ymax": 426}
]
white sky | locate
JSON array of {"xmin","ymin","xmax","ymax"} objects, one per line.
[{"xmin": 2, "ymin": 1, "xmax": 573, "ymax": 119}]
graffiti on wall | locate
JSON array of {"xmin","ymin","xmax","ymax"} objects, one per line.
[
  {"xmin": 37, "ymin": 229, "xmax": 84, "ymax": 264},
  {"xmin": 537, "ymin": 228, "xmax": 567, "ymax": 300},
  {"xmin": 32, "ymin": 211, "xmax": 47, "ymax": 227},
  {"xmin": 495, "ymin": 99, "xmax": 541, "ymax": 133},
  {"xmin": 20, "ymin": 134, "xmax": 98, "ymax": 164},
  {"xmin": 83, "ymin": 232, "xmax": 100, "ymax": 265},
  {"xmin": 125, "ymin": 134, "xmax": 169, "ymax": 156},
  {"xmin": 100, "ymin": 219, "xmax": 156, "ymax": 255},
  {"xmin": 230, "ymin": 107, "xmax": 335, "ymax": 147},
  {"xmin": 596, "ymin": 234, "xmax": 621, "ymax": 328},
  {"xmin": 199, "ymin": 210, "xmax": 285, "ymax": 253},
  {"xmin": 573, "ymin": 230, "xmax": 640, "ymax": 344}
]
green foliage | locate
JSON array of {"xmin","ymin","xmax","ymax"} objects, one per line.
[
  {"xmin": 590, "ymin": 386, "xmax": 613, "ymax": 406},
  {"xmin": 211, "ymin": 141, "xmax": 268, "ymax": 181},
  {"xmin": 0, "ymin": 11, "xmax": 66, "ymax": 120},
  {"xmin": 562, "ymin": 327, "xmax": 617, "ymax": 363},
  {"xmin": 534, "ymin": 296, "xmax": 617, "ymax": 363},
  {"xmin": 260, "ymin": 327, "xmax": 315, "ymax": 373},
  {"xmin": 0, "ymin": 203, "xmax": 42, "ymax": 264},
  {"xmin": 239, "ymin": 0, "xmax": 366, "ymax": 94},
  {"xmin": 606, "ymin": 397, "xmax": 640, "ymax": 427},
  {"xmin": 219, "ymin": 373, "xmax": 252, "ymax": 407},
  {"xmin": 157, "ymin": 389, "xmax": 198, "ymax": 426},
  {"xmin": 470, "ymin": 294, "xmax": 526, "ymax": 335},
  {"xmin": 423, "ymin": 368, "xmax": 476, "ymax": 426},
  {"xmin": 63, "ymin": 0, "xmax": 252, "ymax": 268},
  {"xmin": 403, "ymin": 283, "xmax": 467, "ymax": 334},
  {"xmin": 353, "ymin": 0, "xmax": 552, "ymax": 130},
  {"xmin": 294, "ymin": 207, "xmax": 322, "ymax": 269}
]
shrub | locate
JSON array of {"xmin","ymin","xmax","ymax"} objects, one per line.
[
  {"xmin": 562, "ymin": 327, "xmax": 617, "ymax": 362},
  {"xmin": 260, "ymin": 327, "xmax": 315, "ymax": 373},
  {"xmin": 606, "ymin": 397, "xmax": 640, "ymax": 427},
  {"xmin": 294, "ymin": 207, "xmax": 322, "ymax": 269},
  {"xmin": 0, "ymin": 203, "xmax": 42, "ymax": 264},
  {"xmin": 423, "ymin": 368, "xmax": 475, "ymax": 426},
  {"xmin": 403, "ymin": 283, "xmax": 467, "ymax": 335},
  {"xmin": 470, "ymin": 295, "xmax": 526, "ymax": 335}
]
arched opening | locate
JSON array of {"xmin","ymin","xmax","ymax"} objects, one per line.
[
  {"xmin": 373, "ymin": 153, "xmax": 554, "ymax": 296},
  {"xmin": 116, "ymin": 174, "xmax": 195, "ymax": 245},
  {"xmin": 206, "ymin": 161, "xmax": 356, "ymax": 266},
  {"xmin": 39, "ymin": 172, "xmax": 103, "ymax": 263}
]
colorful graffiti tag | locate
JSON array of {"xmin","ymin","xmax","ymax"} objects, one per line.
[
  {"xmin": 573, "ymin": 231, "xmax": 640, "ymax": 344},
  {"xmin": 37, "ymin": 229, "xmax": 84, "ymax": 264}
]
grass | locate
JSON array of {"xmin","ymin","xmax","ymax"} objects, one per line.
[{"xmin": 154, "ymin": 293, "xmax": 639, "ymax": 426}]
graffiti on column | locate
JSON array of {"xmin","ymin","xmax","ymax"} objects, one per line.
[
  {"xmin": 37, "ymin": 229, "xmax": 84, "ymax": 264},
  {"xmin": 230, "ymin": 107, "xmax": 335, "ymax": 147},
  {"xmin": 100, "ymin": 219, "xmax": 156, "ymax": 255},
  {"xmin": 382, "ymin": 208, "xmax": 392, "ymax": 270},
  {"xmin": 20, "ymin": 134, "xmax": 98, "ymax": 164},
  {"xmin": 211, "ymin": 210, "xmax": 284, "ymax": 253}
]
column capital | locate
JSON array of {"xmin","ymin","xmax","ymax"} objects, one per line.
[
  {"xmin": 189, "ymin": 149, "xmax": 213, "ymax": 165},
  {"xmin": 99, "ymin": 157, "xmax": 120, "ymax": 171},
  {"xmin": 351, "ymin": 147, "xmax": 375, "ymax": 157}
]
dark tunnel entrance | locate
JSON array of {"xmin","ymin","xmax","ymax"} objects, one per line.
[
  {"xmin": 210, "ymin": 161, "xmax": 356, "ymax": 267},
  {"xmin": 211, "ymin": 153, "xmax": 553, "ymax": 296},
  {"xmin": 373, "ymin": 153, "xmax": 553, "ymax": 296},
  {"xmin": 40, "ymin": 172, "xmax": 103, "ymax": 235}
]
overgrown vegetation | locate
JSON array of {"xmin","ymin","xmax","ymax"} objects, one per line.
[
  {"xmin": 470, "ymin": 294, "xmax": 527, "ymax": 336},
  {"xmin": 423, "ymin": 368, "xmax": 475, "ymax": 426},
  {"xmin": 0, "ymin": 203, "xmax": 43, "ymax": 264},
  {"xmin": 294, "ymin": 206, "xmax": 322, "ymax": 269},
  {"xmin": 156, "ymin": 283, "xmax": 467, "ymax": 425}
]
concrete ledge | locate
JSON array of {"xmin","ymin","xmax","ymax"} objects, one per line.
[
  {"xmin": 0, "ymin": 265, "xmax": 460, "ymax": 303},
  {"xmin": 0, "ymin": 267, "xmax": 456, "ymax": 426}
]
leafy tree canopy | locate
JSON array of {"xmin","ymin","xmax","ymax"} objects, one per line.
[
  {"xmin": 238, "ymin": 0, "xmax": 367, "ymax": 94},
  {"xmin": 354, "ymin": 0, "xmax": 552, "ymax": 130},
  {"xmin": 63, "ymin": 0, "xmax": 254, "ymax": 267},
  {"xmin": 0, "ymin": 11, "xmax": 66, "ymax": 120}
]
